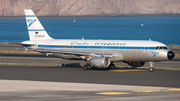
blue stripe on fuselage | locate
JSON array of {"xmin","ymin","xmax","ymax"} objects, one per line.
[{"xmin": 38, "ymin": 45, "xmax": 156, "ymax": 50}]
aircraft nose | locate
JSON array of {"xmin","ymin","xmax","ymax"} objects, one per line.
[{"xmin": 167, "ymin": 51, "xmax": 175, "ymax": 60}]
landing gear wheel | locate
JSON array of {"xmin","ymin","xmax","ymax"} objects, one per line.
[
  {"xmin": 149, "ymin": 62, "xmax": 155, "ymax": 72},
  {"xmin": 87, "ymin": 65, "xmax": 91, "ymax": 70},
  {"xmin": 108, "ymin": 63, "xmax": 115, "ymax": 70},
  {"xmin": 83, "ymin": 65, "xmax": 88, "ymax": 70},
  {"xmin": 149, "ymin": 67, "xmax": 155, "ymax": 72},
  {"xmin": 83, "ymin": 65, "xmax": 91, "ymax": 70}
]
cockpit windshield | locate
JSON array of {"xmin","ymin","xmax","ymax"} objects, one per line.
[{"xmin": 155, "ymin": 46, "xmax": 168, "ymax": 50}]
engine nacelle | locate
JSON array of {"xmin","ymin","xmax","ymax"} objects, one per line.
[
  {"xmin": 128, "ymin": 62, "xmax": 145, "ymax": 67},
  {"xmin": 90, "ymin": 57, "xmax": 110, "ymax": 68}
]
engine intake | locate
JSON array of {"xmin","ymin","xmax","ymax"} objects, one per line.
[{"xmin": 90, "ymin": 57, "xmax": 110, "ymax": 68}]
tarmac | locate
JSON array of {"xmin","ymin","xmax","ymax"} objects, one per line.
[{"xmin": 0, "ymin": 44, "xmax": 180, "ymax": 101}]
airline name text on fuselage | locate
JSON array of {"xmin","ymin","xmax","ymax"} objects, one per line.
[{"xmin": 71, "ymin": 41, "xmax": 126, "ymax": 46}]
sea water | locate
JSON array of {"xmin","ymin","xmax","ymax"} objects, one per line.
[{"xmin": 0, "ymin": 16, "xmax": 179, "ymax": 45}]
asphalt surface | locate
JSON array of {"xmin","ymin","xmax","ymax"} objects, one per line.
[
  {"xmin": 0, "ymin": 44, "xmax": 180, "ymax": 101},
  {"xmin": 0, "ymin": 65, "xmax": 180, "ymax": 101},
  {"xmin": 0, "ymin": 65, "xmax": 180, "ymax": 87}
]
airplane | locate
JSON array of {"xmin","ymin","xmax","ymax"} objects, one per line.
[{"xmin": 21, "ymin": 9, "xmax": 175, "ymax": 72}]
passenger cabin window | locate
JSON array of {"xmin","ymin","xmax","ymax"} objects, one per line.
[{"xmin": 155, "ymin": 46, "xmax": 168, "ymax": 50}]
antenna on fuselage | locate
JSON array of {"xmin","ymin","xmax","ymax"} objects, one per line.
[
  {"xmin": 149, "ymin": 38, "xmax": 151, "ymax": 41},
  {"xmin": 82, "ymin": 37, "xmax": 84, "ymax": 40}
]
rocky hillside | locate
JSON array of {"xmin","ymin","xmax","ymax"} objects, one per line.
[{"xmin": 0, "ymin": 0, "xmax": 180, "ymax": 16}]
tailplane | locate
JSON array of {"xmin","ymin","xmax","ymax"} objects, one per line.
[{"xmin": 24, "ymin": 9, "xmax": 52, "ymax": 40}]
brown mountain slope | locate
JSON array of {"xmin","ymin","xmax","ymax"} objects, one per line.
[{"xmin": 0, "ymin": 0, "xmax": 180, "ymax": 16}]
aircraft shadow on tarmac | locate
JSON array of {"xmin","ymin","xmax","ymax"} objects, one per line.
[{"xmin": 41, "ymin": 64, "xmax": 149, "ymax": 71}]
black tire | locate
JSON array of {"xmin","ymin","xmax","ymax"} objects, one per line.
[
  {"xmin": 149, "ymin": 67, "xmax": 155, "ymax": 72},
  {"xmin": 110, "ymin": 64, "xmax": 115, "ymax": 69},
  {"xmin": 87, "ymin": 65, "xmax": 91, "ymax": 70},
  {"xmin": 83, "ymin": 65, "xmax": 88, "ymax": 70},
  {"xmin": 107, "ymin": 64, "xmax": 115, "ymax": 70}
]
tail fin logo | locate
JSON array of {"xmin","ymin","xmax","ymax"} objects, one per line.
[{"xmin": 27, "ymin": 19, "xmax": 36, "ymax": 27}]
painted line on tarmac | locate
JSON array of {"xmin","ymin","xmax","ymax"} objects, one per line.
[
  {"xmin": 96, "ymin": 92, "xmax": 130, "ymax": 95},
  {"xmin": 132, "ymin": 90, "xmax": 162, "ymax": 93},
  {"xmin": 164, "ymin": 88, "xmax": 180, "ymax": 91},
  {"xmin": 109, "ymin": 69, "xmax": 146, "ymax": 72},
  {"xmin": 95, "ymin": 88, "xmax": 180, "ymax": 95}
]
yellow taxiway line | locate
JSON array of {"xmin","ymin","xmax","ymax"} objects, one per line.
[
  {"xmin": 165, "ymin": 88, "xmax": 180, "ymax": 91},
  {"xmin": 96, "ymin": 92, "xmax": 130, "ymax": 95},
  {"xmin": 132, "ymin": 90, "xmax": 162, "ymax": 93},
  {"xmin": 95, "ymin": 88, "xmax": 180, "ymax": 95}
]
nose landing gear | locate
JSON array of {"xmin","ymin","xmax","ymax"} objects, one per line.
[{"xmin": 149, "ymin": 61, "xmax": 155, "ymax": 72}]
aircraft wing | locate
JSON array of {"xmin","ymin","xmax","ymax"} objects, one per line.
[{"xmin": 36, "ymin": 49, "xmax": 115, "ymax": 58}]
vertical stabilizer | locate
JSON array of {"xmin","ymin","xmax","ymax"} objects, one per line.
[{"xmin": 24, "ymin": 9, "xmax": 52, "ymax": 40}]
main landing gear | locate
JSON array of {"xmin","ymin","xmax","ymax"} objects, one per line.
[
  {"xmin": 107, "ymin": 63, "xmax": 115, "ymax": 70},
  {"xmin": 83, "ymin": 64, "xmax": 91, "ymax": 70},
  {"xmin": 149, "ymin": 62, "xmax": 155, "ymax": 72},
  {"xmin": 83, "ymin": 60, "xmax": 91, "ymax": 70},
  {"xmin": 83, "ymin": 62, "xmax": 116, "ymax": 70}
]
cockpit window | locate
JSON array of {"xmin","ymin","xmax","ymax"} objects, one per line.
[
  {"xmin": 155, "ymin": 46, "xmax": 168, "ymax": 50},
  {"xmin": 163, "ymin": 47, "xmax": 168, "ymax": 49}
]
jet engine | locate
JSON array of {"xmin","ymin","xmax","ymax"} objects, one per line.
[
  {"xmin": 127, "ymin": 62, "xmax": 145, "ymax": 67},
  {"xmin": 90, "ymin": 57, "xmax": 110, "ymax": 68}
]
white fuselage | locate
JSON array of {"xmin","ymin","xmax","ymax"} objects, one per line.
[{"xmin": 22, "ymin": 39, "xmax": 170, "ymax": 62}]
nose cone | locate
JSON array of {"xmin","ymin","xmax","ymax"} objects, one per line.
[{"xmin": 167, "ymin": 51, "xmax": 175, "ymax": 60}]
